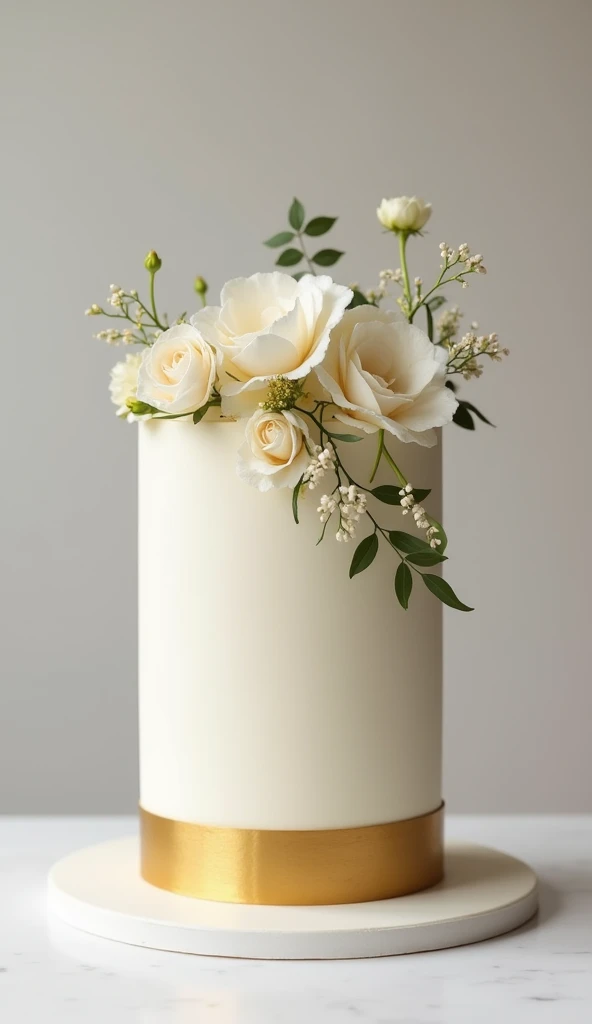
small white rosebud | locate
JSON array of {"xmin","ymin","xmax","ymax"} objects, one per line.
[{"xmin": 377, "ymin": 196, "xmax": 432, "ymax": 234}]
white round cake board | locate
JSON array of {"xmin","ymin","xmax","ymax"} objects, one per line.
[{"xmin": 48, "ymin": 837, "xmax": 537, "ymax": 959}]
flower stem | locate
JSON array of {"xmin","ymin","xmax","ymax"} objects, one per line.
[
  {"xmin": 369, "ymin": 429, "xmax": 384, "ymax": 483},
  {"xmin": 382, "ymin": 444, "xmax": 408, "ymax": 488},
  {"xmin": 398, "ymin": 232, "xmax": 412, "ymax": 316},
  {"xmin": 148, "ymin": 272, "xmax": 165, "ymax": 330}
]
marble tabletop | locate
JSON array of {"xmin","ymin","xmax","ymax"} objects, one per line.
[{"xmin": 0, "ymin": 815, "xmax": 590, "ymax": 1022}]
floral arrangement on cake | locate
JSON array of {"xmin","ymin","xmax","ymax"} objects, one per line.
[{"xmin": 87, "ymin": 196, "xmax": 508, "ymax": 612}]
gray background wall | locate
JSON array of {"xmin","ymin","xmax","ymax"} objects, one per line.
[{"xmin": 1, "ymin": 0, "xmax": 591, "ymax": 813}]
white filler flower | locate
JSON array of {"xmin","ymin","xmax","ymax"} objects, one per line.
[
  {"xmin": 377, "ymin": 196, "xmax": 432, "ymax": 234},
  {"xmin": 316, "ymin": 306, "xmax": 457, "ymax": 446},
  {"xmin": 109, "ymin": 352, "xmax": 143, "ymax": 416},
  {"xmin": 191, "ymin": 272, "xmax": 351, "ymax": 416},
  {"xmin": 237, "ymin": 409, "xmax": 310, "ymax": 491},
  {"xmin": 137, "ymin": 323, "xmax": 216, "ymax": 416}
]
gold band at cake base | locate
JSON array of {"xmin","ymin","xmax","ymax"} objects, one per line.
[{"xmin": 140, "ymin": 802, "xmax": 444, "ymax": 905}]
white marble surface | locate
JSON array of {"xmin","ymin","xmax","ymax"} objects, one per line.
[{"xmin": 1, "ymin": 816, "xmax": 591, "ymax": 1022}]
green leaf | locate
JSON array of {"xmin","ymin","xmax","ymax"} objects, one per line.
[
  {"xmin": 421, "ymin": 574, "xmax": 473, "ymax": 611},
  {"xmin": 372, "ymin": 485, "xmax": 431, "ymax": 506},
  {"xmin": 292, "ymin": 271, "xmax": 306, "ymax": 281},
  {"xmin": 425, "ymin": 302, "xmax": 434, "ymax": 342},
  {"xmin": 445, "ymin": 379, "xmax": 458, "ymax": 393},
  {"xmin": 312, "ymin": 248, "xmax": 344, "ymax": 267},
  {"xmin": 371, "ymin": 484, "xmax": 403, "ymax": 505},
  {"xmin": 292, "ymin": 477, "xmax": 303, "ymax": 524},
  {"xmin": 349, "ymin": 533, "xmax": 379, "ymax": 578},
  {"xmin": 395, "ymin": 562, "xmax": 412, "ymax": 610},
  {"xmin": 276, "ymin": 248, "xmax": 303, "ymax": 267},
  {"xmin": 453, "ymin": 402, "xmax": 475, "ymax": 430},
  {"xmin": 426, "ymin": 295, "xmax": 447, "ymax": 312},
  {"xmin": 388, "ymin": 530, "xmax": 433, "ymax": 555},
  {"xmin": 264, "ymin": 231, "xmax": 295, "ymax": 248},
  {"xmin": 461, "ymin": 400, "xmax": 495, "ymax": 427},
  {"xmin": 289, "ymin": 198, "xmax": 305, "ymax": 231},
  {"xmin": 305, "ymin": 216, "xmax": 337, "ymax": 236},
  {"xmin": 406, "ymin": 550, "xmax": 448, "ymax": 566},
  {"xmin": 192, "ymin": 400, "xmax": 217, "ymax": 424},
  {"xmin": 348, "ymin": 289, "xmax": 373, "ymax": 309},
  {"xmin": 324, "ymin": 431, "xmax": 362, "ymax": 442}
]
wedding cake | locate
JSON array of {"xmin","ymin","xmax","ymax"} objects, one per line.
[
  {"xmin": 84, "ymin": 193, "xmax": 504, "ymax": 909},
  {"xmin": 138, "ymin": 419, "xmax": 443, "ymax": 905}
]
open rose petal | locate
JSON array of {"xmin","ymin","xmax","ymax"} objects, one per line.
[
  {"xmin": 191, "ymin": 272, "xmax": 352, "ymax": 417},
  {"xmin": 315, "ymin": 307, "xmax": 457, "ymax": 445}
]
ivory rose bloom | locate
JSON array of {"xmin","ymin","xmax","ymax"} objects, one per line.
[
  {"xmin": 191, "ymin": 272, "xmax": 352, "ymax": 416},
  {"xmin": 237, "ymin": 409, "xmax": 310, "ymax": 491},
  {"xmin": 315, "ymin": 306, "xmax": 457, "ymax": 446},
  {"xmin": 377, "ymin": 196, "xmax": 431, "ymax": 233},
  {"xmin": 137, "ymin": 323, "xmax": 216, "ymax": 415},
  {"xmin": 109, "ymin": 352, "xmax": 142, "ymax": 417}
]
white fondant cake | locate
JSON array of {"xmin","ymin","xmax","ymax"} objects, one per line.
[{"xmin": 138, "ymin": 419, "xmax": 442, "ymax": 830}]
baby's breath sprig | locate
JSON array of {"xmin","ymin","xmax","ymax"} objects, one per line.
[
  {"xmin": 85, "ymin": 252, "xmax": 169, "ymax": 346},
  {"xmin": 406, "ymin": 241, "xmax": 488, "ymax": 325},
  {"xmin": 292, "ymin": 402, "xmax": 471, "ymax": 612},
  {"xmin": 446, "ymin": 329, "xmax": 509, "ymax": 380},
  {"xmin": 365, "ymin": 268, "xmax": 403, "ymax": 305},
  {"xmin": 437, "ymin": 305, "xmax": 463, "ymax": 345}
]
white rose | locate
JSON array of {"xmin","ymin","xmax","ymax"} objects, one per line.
[
  {"xmin": 109, "ymin": 352, "xmax": 142, "ymax": 417},
  {"xmin": 315, "ymin": 305, "xmax": 457, "ymax": 447},
  {"xmin": 237, "ymin": 409, "xmax": 310, "ymax": 491},
  {"xmin": 191, "ymin": 272, "xmax": 352, "ymax": 416},
  {"xmin": 377, "ymin": 196, "xmax": 432, "ymax": 233},
  {"xmin": 137, "ymin": 323, "xmax": 216, "ymax": 415}
]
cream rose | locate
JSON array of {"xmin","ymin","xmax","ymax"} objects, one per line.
[
  {"xmin": 377, "ymin": 196, "xmax": 431, "ymax": 233},
  {"xmin": 191, "ymin": 272, "xmax": 352, "ymax": 416},
  {"xmin": 109, "ymin": 352, "xmax": 142, "ymax": 417},
  {"xmin": 137, "ymin": 323, "xmax": 216, "ymax": 415},
  {"xmin": 315, "ymin": 306, "xmax": 457, "ymax": 446},
  {"xmin": 237, "ymin": 409, "xmax": 310, "ymax": 491}
]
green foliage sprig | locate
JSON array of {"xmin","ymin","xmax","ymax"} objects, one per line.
[
  {"xmin": 291, "ymin": 399, "xmax": 472, "ymax": 613},
  {"xmin": 264, "ymin": 197, "xmax": 344, "ymax": 280}
]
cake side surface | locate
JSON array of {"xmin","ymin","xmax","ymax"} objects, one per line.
[{"xmin": 138, "ymin": 418, "xmax": 442, "ymax": 831}]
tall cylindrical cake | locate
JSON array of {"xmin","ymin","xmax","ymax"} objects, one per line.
[{"xmin": 138, "ymin": 419, "xmax": 443, "ymax": 905}]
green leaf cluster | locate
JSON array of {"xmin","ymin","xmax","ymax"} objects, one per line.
[
  {"xmin": 346, "ymin": 526, "xmax": 472, "ymax": 613},
  {"xmin": 264, "ymin": 198, "xmax": 343, "ymax": 275}
]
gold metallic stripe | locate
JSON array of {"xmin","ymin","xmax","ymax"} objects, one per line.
[{"xmin": 140, "ymin": 802, "xmax": 444, "ymax": 906}]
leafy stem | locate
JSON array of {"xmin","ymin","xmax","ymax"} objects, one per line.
[
  {"xmin": 296, "ymin": 230, "xmax": 316, "ymax": 276},
  {"xmin": 292, "ymin": 402, "xmax": 467, "ymax": 610}
]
